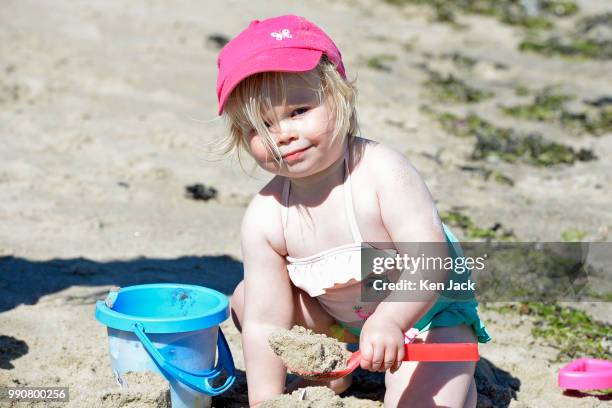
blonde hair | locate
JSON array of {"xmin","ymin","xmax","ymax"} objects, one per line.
[{"xmin": 220, "ymin": 55, "xmax": 359, "ymax": 166}]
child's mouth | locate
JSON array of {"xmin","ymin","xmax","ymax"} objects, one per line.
[{"xmin": 283, "ymin": 146, "xmax": 311, "ymax": 163}]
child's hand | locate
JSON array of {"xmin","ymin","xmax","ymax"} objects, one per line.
[{"xmin": 359, "ymin": 313, "xmax": 405, "ymax": 373}]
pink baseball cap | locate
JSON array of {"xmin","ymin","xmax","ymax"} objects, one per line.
[{"xmin": 216, "ymin": 14, "xmax": 346, "ymax": 115}]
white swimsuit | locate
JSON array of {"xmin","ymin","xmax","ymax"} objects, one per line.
[
  {"xmin": 281, "ymin": 149, "xmax": 382, "ymax": 335},
  {"xmin": 280, "ymin": 146, "xmax": 493, "ymax": 343}
]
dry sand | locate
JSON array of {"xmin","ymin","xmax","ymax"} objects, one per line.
[
  {"xmin": 1, "ymin": 0, "xmax": 610, "ymax": 407},
  {"xmin": 268, "ymin": 326, "xmax": 351, "ymax": 376}
]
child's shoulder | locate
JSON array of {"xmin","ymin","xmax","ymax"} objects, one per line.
[
  {"xmin": 356, "ymin": 137, "xmax": 442, "ymax": 241},
  {"xmin": 352, "ymin": 137, "xmax": 423, "ymax": 185},
  {"xmin": 240, "ymin": 175, "xmax": 287, "ymax": 253}
]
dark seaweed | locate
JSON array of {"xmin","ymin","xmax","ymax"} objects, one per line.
[{"xmin": 185, "ymin": 183, "xmax": 218, "ymax": 201}]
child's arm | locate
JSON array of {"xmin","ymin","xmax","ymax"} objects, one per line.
[
  {"xmin": 360, "ymin": 144, "xmax": 449, "ymax": 372},
  {"xmin": 240, "ymin": 193, "xmax": 294, "ymax": 406}
]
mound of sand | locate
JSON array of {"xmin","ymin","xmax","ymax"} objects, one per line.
[
  {"xmin": 260, "ymin": 386, "xmax": 381, "ymax": 408},
  {"xmin": 268, "ymin": 326, "xmax": 351, "ymax": 376},
  {"xmin": 91, "ymin": 371, "xmax": 170, "ymax": 408}
]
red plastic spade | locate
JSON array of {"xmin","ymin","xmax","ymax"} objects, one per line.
[{"xmin": 290, "ymin": 340, "xmax": 480, "ymax": 380}]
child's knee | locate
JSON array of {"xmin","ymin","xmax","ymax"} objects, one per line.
[
  {"xmin": 463, "ymin": 378, "xmax": 476, "ymax": 408},
  {"xmin": 230, "ymin": 281, "xmax": 244, "ymax": 332}
]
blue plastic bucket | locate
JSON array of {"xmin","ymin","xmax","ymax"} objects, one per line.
[{"xmin": 95, "ymin": 284, "xmax": 235, "ymax": 408}]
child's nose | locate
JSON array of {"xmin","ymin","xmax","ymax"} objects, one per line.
[{"xmin": 276, "ymin": 124, "xmax": 298, "ymax": 145}]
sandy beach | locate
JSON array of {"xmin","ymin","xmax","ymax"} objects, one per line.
[{"xmin": 1, "ymin": 0, "xmax": 610, "ymax": 407}]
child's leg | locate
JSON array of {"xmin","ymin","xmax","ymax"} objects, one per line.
[
  {"xmin": 384, "ymin": 324, "xmax": 477, "ymax": 408},
  {"xmin": 231, "ymin": 280, "xmax": 357, "ymax": 341},
  {"xmin": 230, "ymin": 280, "xmax": 356, "ymax": 394}
]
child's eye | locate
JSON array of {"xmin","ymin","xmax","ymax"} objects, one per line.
[{"xmin": 292, "ymin": 107, "xmax": 309, "ymax": 117}]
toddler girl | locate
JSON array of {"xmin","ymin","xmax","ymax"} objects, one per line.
[{"xmin": 216, "ymin": 15, "xmax": 491, "ymax": 407}]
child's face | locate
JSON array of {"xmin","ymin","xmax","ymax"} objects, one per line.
[{"xmin": 244, "ymin": 69, "xmax": 345, "ymax": 178}]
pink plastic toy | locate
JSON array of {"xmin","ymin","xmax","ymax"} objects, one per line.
[{"xmin": 558, "ymin": 358, "xmax": 612, "ymax": 390}]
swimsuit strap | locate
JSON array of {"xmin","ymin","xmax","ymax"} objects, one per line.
[
  {"xmin": 281, "ymin": 176, "xmax": 290, "ymax": 231},
  {"xmin": 343, "ymin": 146, "xmax": 364, "ymax": 244},
  {"xmin": 280, "ymin": 144, "xmax": 364, "ymax": 244}
]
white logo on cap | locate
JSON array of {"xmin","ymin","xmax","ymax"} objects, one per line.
[{"xmin": 270, "ymin": 29, "xmax": 292, "ymax": 41}]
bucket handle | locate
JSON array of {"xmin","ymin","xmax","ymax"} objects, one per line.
[{"xmin": 133, "ymin": 322, "xmax": 235, "ymax": 396}]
